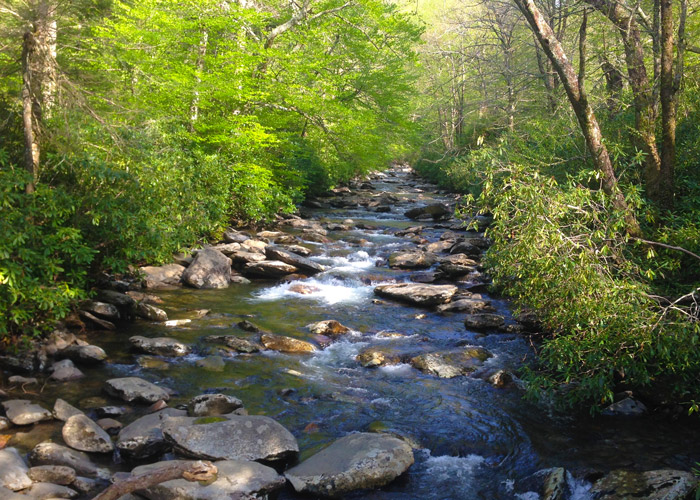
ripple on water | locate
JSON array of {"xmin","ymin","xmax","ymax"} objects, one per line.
[{"xmin": 409, "ymin": 449, "xmax": 485, "ymax": 497}]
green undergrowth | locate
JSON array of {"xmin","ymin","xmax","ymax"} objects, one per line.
[{"xmin": 416, "ymin": 119, "xmax": 700, "ymax": 411}]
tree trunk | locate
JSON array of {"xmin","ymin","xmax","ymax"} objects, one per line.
[
  {"xmin": 583, "ymin": 0, "xmax": 664, "ymax": 206},
  {"xmin": 513, "ymin": 0, "xmax": 641, "ymax": 236},
  {"xmin": 35, "ymin": 0, "xmax": 57, "ymax": 114},
  {"xmin": 659, "ymin": 0, "xmax": 676, "ymax": 208},
  {"xmin": 189, "ymin": 28, "xmax": 208, "ymax": 131},
  {"xmin": 22, "ymin": 31, "xmax": 39, "ymax": 194}
]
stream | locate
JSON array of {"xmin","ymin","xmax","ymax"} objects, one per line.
[{"xmin": 10, "ymin": 166, "xmax": 700, "ymax": 499}]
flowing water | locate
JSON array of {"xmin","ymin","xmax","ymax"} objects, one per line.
[{"xmin": 17, "ymin": 167, "xmax": 700, "ymax": 499}]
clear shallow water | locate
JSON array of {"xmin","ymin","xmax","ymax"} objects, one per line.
[{"xmin": 27, "ymin": 169, "xmax": 700, "ymax": 499}]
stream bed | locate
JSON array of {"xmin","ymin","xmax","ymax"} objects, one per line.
[{"xmin": 6, "ymin": 167, "xmax": 700, "ymax": 499}]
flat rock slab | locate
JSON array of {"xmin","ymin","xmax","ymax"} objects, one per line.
[
  {"xmin": 388, "ymin": 251, "xmax": 437, "ymax": 269},
  {"xmin": 62, "ymin": 414, "xmax": 114, "ymax": 453},
  {"xmin": 140, "ymin": 264, "xmax": 185, "ymax": 289},
  {"xmin": 104, "ymin": 377, "xmax": 171, "ymax": 404},
  {"xmin": 410, "ymin": 348, "xmax": 492, "ymax": 378},
  {"xmin": 285, "ymin": 433, "xmax": 414, "ymax": 497},
  {"xmin": 117, "ymin": 409, "xmax": 186, "ymax": 460},
  {"xmin": 28, "ymin": 465, "xmax": 77, "ymax": 485},
  {"xmin": 260, "ymin": 333, "xmax": 316, "ymax": 353},
  {"xmin": 131, "ymin": 459, "xmax": 286, "ymax": 500},
  {"xmin": 591, "ymin": 469, "xmax": 698, "ymax": 500},
  {"xmin": 265, "ymin": 247, "xmax": 325, "ymax": 275},
  {"xmin": 244, "ymin": 261, "xmax": 298, "ymax": 279},
  {"xmin": 2, "ymin": 400, "xmax": 52, "ymax": 426},
  {"xmin": 437, "ymin": 298, "xmax": 495, "ymax": 314},
  {"xmin": 374, "ymin": 283, "xmax": 457, "ymax": 307},
  {"xmin": 53, "ymin": 399, "xmax": 84, "ymax": 422},
  {"xmin": 0, "ymin": 448, "xmax": 33, "ymax": 491},
  {"xmin": 23, "ymin": 481, "xmax": 78, "ymax": 499},
  {"xmin": 163, "ymin": 415, "xmax": 298, "ymax": 462},
  {"xmin": 28, "ymin": 443, "xmax": 103, "ymax": 478},
  {"xmin": 130, "ymin": 336, "xmax": 190, "ymax": 357}
]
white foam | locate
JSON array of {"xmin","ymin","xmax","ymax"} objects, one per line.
[
  {"xmin": 421, "ymin": 450, "xmax": 485, "ymax": 483},
  {"xmin": 253, "ymin": 277, "xmax": 372, "ymax": 305},
  {"xmin": 303, "ymin": 340, "xmax": 367, "ymax": 370},
  {"xmin": 379, "ymin": 363, "xmax": 414, "ymax": 376}
]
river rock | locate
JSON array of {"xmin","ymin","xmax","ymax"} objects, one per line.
[
  {"xmin": 182, "ymin": 248, "xmax": 232, "ymax": 289},
  {"xmin": 136, "ymin": 303, "xmax": 169, "ymax": 322},
  {"xmin": 140, "ymin": 264, "xmax": 185, "ymax": 289},
  {"xmin": 591, "ymin": 469, "xmax": 697, "ymax": 500},
  {"xmin": 404, "ymin": 203, "xmax": 451, "ymax": 220},
  {"xmin": 307, "ymin": 320, "xmax": 351, "ymax": 336},
  {"xmin": 129, "ymin": 336, "xmax": 190, "ymax": 357},
  {"xmin": 464, "ymin": 313, "xmax": 506, "ymax": 331},
  {"xmin": 438, "ymin": 254, "xmax": 478, "ymax": 276},
  {"xmin": 0, "ymin": 417, "xmax": 10, "ymax": 430},
  {"xmin": 28, "ymin": 443, "xmax": 103, "ymax": 478},
  {"xmin": 285, "ymin": 433, "xmax": 414, "ymax": 496},
  {"xmin": 130, "ymin": 459, "xmax": 285, "ymax": 500},
  {"xmin": 602, "ymin": 397, "xmax": 647, "ymax": 417},
  {"xmin": 241, "ymin": 239, "xmax": 268, "ymax": 253},
  {"xmin": 49, "ymin": 359, "xmax": 84, "ymax": 382},
  {"xmin": 81, "ymin": 301, "xmax": 120, "ymax": 321},
  {"xmin": 78, "ymin": 310, "xmax": 116, "ymax": 330},
  {"xmin": 28, "ymin": 465, "xmax": 76, "ymax": 485},
  {"xmin": 22, "ymin": 482, "xmax": 78, "ymax": 499},
  {"xmin": 260, "ymin": 333, "xmax": 316, "ymax": 353},
  {"xmin": 211, "ymin": 242, "xmax": 241, "ymax": 256},
  {"xmin": 53, "ymin": 399, "xmax": 83, "ymax": 421},
  {"xmin": 374, "ymin": 283, "xmax": 457, "ymax": 306},
  {"xmin": 488, "ymin": 370, "xmax": 513, "ymax": 388},
  {"xmin": 243, "ymin": 261, "xmax": 298, "ymax": 279},
  {"xmin": 62, "ymin": 414, "xmax": 114, "ymax": 453},
  {"xmin": 265, "ymin": 247, "xmax": 325, "ymax": 275},
  {"xmin": 104, "ymin": 377, "xmax": 171, "ymax": 404},
  {"xmin": 2, "ymin": 400, "xmax": 52, "ymax": 425},
  {"xmin": 223, "ymin": 229, "xmax": 249, "ymax": 243},
  {"xmin": 116, "ymin": 408, "xmax": 186, "ymax": 460},
  {"xmin": 357, "ymin": 348, "xmax": 401, "ymax": 368},
  {"xmin": 450, "ymin": 240, "xmax": 482, "ymax": 258},
  {"xmin": 282, "ymin": 244, "xmax": 313, "ymax": 257},
  {"xmin": 204, "ymin": 335, "xmax": 263, "ymax": 353},
  {"xmin": 162, "ymin": 415, "xmax": 299, "ymax": 462},
  {"xmin": 424, "ymin": 240, "xmax": 454, "ymax": 253},
  {"xmin": 187, "ymin": 394, "xmax": 244, "ymax": 417},
  {"xmin": 57, "ymin": 344, "xmax": 107, "ymax": 365},
  {"xmin": 437, "ymin": 298, "xmax": 495, "ymax": 314},
  {"xmin": 97, "ymin": 289, "xmax": 138, "ymax": 310},
  {"xmin": 0, "ymin": 448, "xmax": 32, "ymax": 491},
  {"xmin": 388, "ymin": 251, "xmax": 437, "ymax": 269},
  {"xmin": 8, "ymin": 375, "xmax": 37, "ymax": 385},
  {"xmin": 229, "ymin": 250, "xmax": 267, "ymax": 267},
  {"xmin": 288, "ymin": 283, "xmax": 321, "ymax": 295},
  {"xmin": 410, "ymin": 348, "xmax": 492, "ymax": 378}
]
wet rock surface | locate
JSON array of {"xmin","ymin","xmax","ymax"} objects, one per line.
[
  {"xmin": 104, "ymin": 377, "xmax": 171, "ymax": 404},
  {"xmin": 374, "ymin": 283, "xmax": 458, "ymax": 306},
  {"xmin": 285, "ymin": 433, "xmax": 414, "ymax": 496}
]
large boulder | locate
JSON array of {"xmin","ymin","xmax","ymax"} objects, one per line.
[
  {"xmin": 1, "ymin": 400, "xmax": 52, "ymax": 426},
  {"xmin": 204, "ymin": 335, "xmax": 263, "ymax": 353},
  {"xmin": 130, "ymin": 459, "xmax": 285, "ymax": 500},
  {"xmin": 356, "ymin": 347, "xmax": 401, "ymax": 368},
  {"xmin": 388, "ymin": 251, "xmax": 437, "ymax": 269},
  {"xmin": 0, "ymin": 448, "xmax": 33, "ymax": 491},
  {"xmin": 410, "ymin": 348, "xmax": 492, "ymax": 378},
  {"xmin": 116, "ymin": 409, "xmax": 186, "ymax": 460},
  {"xmin": 374, "ymin": 283, "xmax": 457, "ymax": 307},
  {"xmin": 135, "ymin": 303, "xmax": 168, "ymax": 322},
  {"xmin": 140, "ymin": 264, "xmax": 186, "ymax": 289},
  {"xmin": 62, "ymin": 415, "xmax": 114, "ymax": 454},
  {"xmin": 243, "ymin": 261, "xmax": 298, "ymax": 279},
  {"xmin": 80, "ymin": 301, "xmax": 120, "ymax": 321},
  {"xmin": 28, "ymin": 443, "xmax": 104, "ymax": 478},
  {"xmin": 591, "ymin": 469, "xmax": 698, "ymax": 500},
  {"xmin": 104, "ymin": 377, "xmax": 171, "ymax": 404},
  {"xmin": 129, "ymin": 336, "xmax": 190, "ymax": 357},
  {"xmin": 162, "ymin": 415, "xmax": 299, "ymax": 462},
  {"xmin": 181, "ymin": 248, "xmax": 232, "ymax": 289},
  {"xmin": 260, "ymin": 333, "xmax": 316, "ymax": 353},
  {"xmin": 265, "ymin": 247, "xmax": 325, "ymax": 275},
  {"xmin": 404, "ymin": 203, "xmax": 451, "ymax": 220},
  {"xmin": 285, "ymin": 433, "xmax": 414, "ymax": 497}
]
